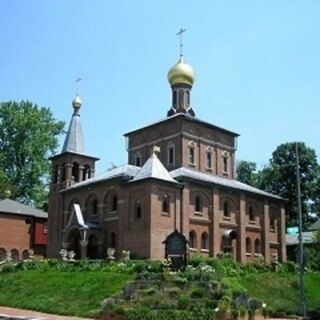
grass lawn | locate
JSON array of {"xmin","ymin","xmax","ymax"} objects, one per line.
[
  {"xmin": 0, "ymin": 270, "xmax": 132, "ymax": 317},
  {"xmin": 236, "ymin": 272, "xmax": 320, "ymax": 315}
]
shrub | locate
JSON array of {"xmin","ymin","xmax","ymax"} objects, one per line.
[
  {"xmin": 278, "ymin": 261, "xmax": 298, "ymax": 273},
  {"xmin": 164, "ymin": 287, "xmax": 181, "ymax": 298},
  {"xmin": 190, "ymin": 287, "xmax": 206, "ymax": 298},
  {"xmin": 177, "ymin": 294, "xmax": 189, "ymax": 309}
]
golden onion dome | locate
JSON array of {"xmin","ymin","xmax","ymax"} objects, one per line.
[
  {"xmin": 167, "ymin": 56, "xmax": 195, "ymax": 87},
  {"xmin": 72, "ymin": 94, "xmax": 82, "ymax": 108}
]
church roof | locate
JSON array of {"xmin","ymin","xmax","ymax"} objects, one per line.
[
  {"xmin": 62, "ymin": 110, "xmax": 85, "ymax": 154},
  {"xmin": 124, "ymin": 113, "xmax": 239, "ymax": 137},
  {"xmin": 131, "ymin": 153, "xmax": 178, "ymax": 184},
  {"xmin": 0, "ymin": 199, "xmax": 48, "ymax": 218},
  {"xmin": 65, "ymin": 164, "xmax": 140, "ymax": 191},
  {"xmin": 170, "ymin": 167, "xmax": 284, "ymax": 200}
]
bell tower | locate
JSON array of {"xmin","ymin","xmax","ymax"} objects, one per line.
[{"xmin": 47, "ymin": 94, "xmax": 99, "ymax": 257}]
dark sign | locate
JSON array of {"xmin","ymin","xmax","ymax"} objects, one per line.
[{"xmin": 163, "ymin": 229, "xmax": 188, "ymax": 270}]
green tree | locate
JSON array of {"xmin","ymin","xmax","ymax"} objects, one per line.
[
  {"xmin": 0, "ymin": 101, "xmax": 64, "ymax": 208},
  {"xmin": 236, "ymin": 160, "xmax": 259, "ymax": 186},
  {"xmin": 259, "ymin": 142, "xmax": 319, "ymax": 228}
]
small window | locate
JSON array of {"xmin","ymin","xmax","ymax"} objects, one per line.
[
  {"xmin": 246, "ymin": 238, "xmax": 252, "ymax": 254},
  {"xmin": 249, "ymin": 206, "xmax": 255, "ymax": 222},
  {"xmin": 195, "ymin": 195, "xmax": 202, "ymax": 213},
  {"xmin": 112, "ymin": 195, "xmax": 118, "ymax": 211},
  {"xmin": 167, "ymin": 143, "xmax": 175, "ymax": 166},
  {"xmin": 201, "ymin": 232, "xmax": 209, "ymax": 250},
  {"xmin": 162, "ymin": 195, "xmax": 169, "ymax": 214},
  {"xmin": 270, "ymin": 216, "xmax": 276, "ymax": 231},
  {"xmin": 223, "ymin": 201, "xmax": 230, "ymax": 217},
  {"xmin": 135, "ymin": 202, "xmax": 142, "ymax": 219},
  {"xmin": 173, "ymin": 90, "xmax": 177, "ymax": 106},
  {"xmin": 134, "ymin": 152, "xmax": 141, "ymax": 167},
  {"xmin": 206, "ymin": 151, "xmax": 212, "ymax": 169},
  {"xmin": 223, "ymin": 155, "xmax": 228, "ymax": 173},
  {"xmin": 178, "ymin": 89, "xmax": 184, "ymax": 107},
  {"xmin": 188, "ymin": 143, "xmax": 195, "ymax": 165},
  {"xmin": 255, "ymin": 239, "xmax": 261, "ymax": 254},
  {"xmin": 189, "ymin": 231, "xmax": 197, "ymax": 249},
  {"xmin": 186, "ymin": 90, "xmax": 190, "ymax": 106}
]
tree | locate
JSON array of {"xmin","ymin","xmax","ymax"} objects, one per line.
[
  {"xmin": 259, "ymin": 142, "xmax": 319, "ymax": 228},
  {"xmin": 236, "ymin": 160, "xmax": 259, "ymax": 186},
  {"xmin": 0, "ymin": 101, "xmax": 64, "ymax": 208}
]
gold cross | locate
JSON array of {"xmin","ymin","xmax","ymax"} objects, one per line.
[
  {"xmin": 76, "ymin": 77, "xmax": 82, "ymax": 95},
  {"xmin": 177, "ymin": 28, "xmax": 186, "ymax": 57}
]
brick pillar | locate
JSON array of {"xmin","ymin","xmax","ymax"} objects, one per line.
[
  {"xmin": 181, "ymin": 183, "xmax": 190, "ymax": 239},
  {"xmin": 212, "ymin": 187, "xmax": 220, "ymax": 257},
  {"xmin": 78, "ymin": 166, "xmax": 84, "ymax": 182},
  {"xmin": 263, "ymin": 200, "xmax": 270, "ymax": 264},
  {"xmin": 66, "ymin": 163, "xmax": 72, "ymax": 187},
  {"xmin": 238, "ymin": 194, "xmax": 246, "ymax": 263},
  {"xmin": 175, "ymin": 189, "xmax": 182, "ymax": 232},
  {"xmin": 279, "ymin": 205, "xmax": 287, "ymax": 262},
  {"xmin": 80, "ymin": 240, "xmax": 88, "ymax": 259}
]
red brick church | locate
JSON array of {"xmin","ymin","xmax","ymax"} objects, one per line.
[{"xmin": 47, "ymin": 53, "xmax": 286, "ymax": 263}]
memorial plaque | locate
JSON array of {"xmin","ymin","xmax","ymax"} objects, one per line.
[{"xmin": 163, "ymin": 229, "xmax": 188, "ymax": 270}]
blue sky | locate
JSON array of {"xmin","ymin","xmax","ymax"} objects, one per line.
[{"xmin": 1, "ymin": 1, "xmax": 319, "ymax": 174}]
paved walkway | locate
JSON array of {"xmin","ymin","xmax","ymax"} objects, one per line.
[{"xmin": 0, "ymin": 307, "xmax": 93, "ymax": 320}]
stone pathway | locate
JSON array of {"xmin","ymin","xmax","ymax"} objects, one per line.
[{"xmin": 0, "ymin": 307, "xmax": 93, "ymax": 320}]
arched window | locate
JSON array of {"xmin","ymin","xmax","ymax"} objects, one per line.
[
  {"xmin": 223, "ymin": 201, "xmax": 230, "ymax": 217},
  {"xmin": 222, "ymin": 153, "xmax": 228, "ymax": 174},
  {"xmin": 86, "ymin": 195, "xmax": 98, "ymax": 216},
  {"xmin": 246, "ymin": 238, "xmax": 252, "ymax": 254},
  {"xmin": 134, "ymin": 152, "xmax": 141, "ymax": 167},
  {"xmin": 206, "ymin": 149, "xmax": 212, "ymax": 169},
  {"xmin": 201, "ymin": 232, "xmax": 209, "ymax": 250},
  {"xmin": 72, "ymin": 162, "xmax": 80, "ymax": 182},
  {"xmin": 112, "ymin": 195, "xmax": 118, "ymax": 211},
  {"xmin": 186, "ymin": 90, "xmax": 190, "ymax": 106},
  {"xmin": 189, "ymin": 231, "xmax": 197, "ymax": 249},
  {"xmin": 83, "ymin": 165, "xmax": 91, "ymax": 180},
  {"xmin": 167, "ymin": 143, "xmax": 175, "ymax": 166},
  {"xmin": 11, "ymin": 249, "xmax": 19, "ymax": 262},
  {"xmin": 173, "ymin": 90, "xmax": 178, "ymax": 106},
  {"xmin": 195, "ymin": 195, "xmax": 202, "ymax": 213},
  {"xmin": 254, "ymin": 239, "xmax": 261, "ymax": 254},
  {"xmin": 135, "ymin": 201, "xmax": 142, "ymax": 219},
  {"xmin": 249, "ymin": 205, "xmax": 255, "ymax": 222},
  {"xmin": 111, "ymin": 232, "xmax": 116, "ymax": 248},
  {"xmin": 0, "ymin": 248, "xmax": 7, "ymax": 261},
  {"xmin": 162, "ymin": 194, "xmax": 169, "ymax": 214},
  {"xmin": 22, "ymin": 249, "xmax": 29, "ymax": 260},
  {"xmin": 270, "ymin": 215, "xmax": 276, "ymax": 231},
  {"xmin": 188, "ymin": 142, "xmax": 195, "ymax": 165}
]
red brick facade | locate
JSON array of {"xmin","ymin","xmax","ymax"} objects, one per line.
[
  {"xmin": 47, "ymin": 57, "xmax": 286, "ymax": 263},
  {"xmin": 0, "ymin": 212, "xmax": 47, "ymax": 261}
]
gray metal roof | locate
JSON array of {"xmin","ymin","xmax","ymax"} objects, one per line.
[
  {"xmin": 170, "ymin": 167, "xmax": 284, "ymax": 200},
  {"xmin": 132, "ymin": 153, "xmax": 178, "ymax": 184},
  {"xmin": 0, "ymin": 199, "xmax": 48, "ymax": 218},
  {"xmin": 65, "ymin": 164, "xmax": 140, "ymax": 191},
  {"xmin": 62, "ymin": 109, "xmax": 85, "ymax": 154}
]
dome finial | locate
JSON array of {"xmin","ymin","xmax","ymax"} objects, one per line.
[{"xmin": 72, "ymin": 77, "xmax": 83, "ymax": 109}]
